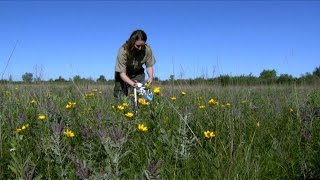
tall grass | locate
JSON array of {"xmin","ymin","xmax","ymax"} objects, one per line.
[{"xmin": 0, "ymin": 83, "xmax": 319, "ymax": 179}]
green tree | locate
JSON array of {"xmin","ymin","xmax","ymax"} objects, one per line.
[
  {"xmin": 312, "ymin": 65, "xmax": 320, "ymax": 78},
  {"xmin": 54, "ymin": 76, "xmax": 67, "ymax": 82},
  {"xmin": 277, "ymin": 74, "xmax": 294, "ymax": 84},
  {"xmin": 97, "ymin": 75, "xmax": 107, "ymax": 83},
  {"xmin": 22, "ymin": 72, "xmax": 33, "ymax": 83},
  {"xmin": 73, "ymin": 75, "xmax": 82, "ymax": 83},
  {"xmin": 169, "ymin": 75, "xmax": 175, "ymax": 81},
  {"xmin": 300, "ymin": 73, "xmax": 318, "ymax": 85},
  {"xmin": 218, "ymin": 75, "xmax": 231, "ymax": 86},
  {"xmin": 259, "ymin": 69, "xmax": 277, "ymax": 84}
]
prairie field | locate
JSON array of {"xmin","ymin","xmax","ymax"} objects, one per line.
[{"xmin": 0, "ymin": 83, "xmax": 320, "ymax": 179}]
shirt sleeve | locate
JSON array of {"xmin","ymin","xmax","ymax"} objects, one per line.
[
  {"xmin": 145, "ymin": 44, "xmax": 156, "ymax": 68},
  {"xmin": 115, "ymin": 47, "xmax": 127, "ymax": 73}
]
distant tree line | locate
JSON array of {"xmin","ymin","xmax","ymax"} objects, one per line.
[
  {"xmin": 162, "ymin": 66, "xmax": 320, "ymax": 86},
  {"xmin": 1, "ymin": 66, "xmax": 319, "ymax": 86}
]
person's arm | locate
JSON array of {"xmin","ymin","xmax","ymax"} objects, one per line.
[
  {"xmin": 120, "ymin": 72, "xmax": 138, "ymax": 87},
  {"xmin": 145, "ymin": 44, "xmax": 156, "ymax": 84},
  {"xmin": 116, "ymin": 47, "xmax": 138, "ymax": 87},
  {"xmin": 146, "ymin": 66, "xmax": 154, "ymax": 84}
]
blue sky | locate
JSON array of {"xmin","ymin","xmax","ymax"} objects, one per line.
[{"xmin": 0, "ymin": 1, "xmax": 319, "ymax": 81}]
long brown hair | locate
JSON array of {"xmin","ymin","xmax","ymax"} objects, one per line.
[{"xmin": 122, "ymin": 29, "xmax": 147, "ymax": 60}]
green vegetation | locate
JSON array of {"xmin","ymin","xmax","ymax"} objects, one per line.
[
  {"xmin": 0, "ymin": 82, "xmax": 319, "ymax": 179},
  {"xmin": 1, "ymin": 66, "xmax": 319, "ymax": 86}
]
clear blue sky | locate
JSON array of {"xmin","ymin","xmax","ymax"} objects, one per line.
[{"xmin": 1, "ymin": 1, "xmax": 319, "ymax": 81}]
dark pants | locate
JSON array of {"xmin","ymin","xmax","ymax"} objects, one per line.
[{"xmin": 113, "ymin": 72, "xmax": 145, "ymax": 99}]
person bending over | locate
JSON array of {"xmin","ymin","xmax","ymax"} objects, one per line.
[{"xmin": 114, "ymin": 29, "xmax": 156, "ymax": 98}]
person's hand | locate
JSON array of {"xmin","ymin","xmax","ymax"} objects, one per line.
[
  {"xmin": 131, "ymin": 80, "xmax": 139, "ymax": 87},
  {"xmin": 146, "ymin": 77, "xmax": 153, "ymax": 85}
]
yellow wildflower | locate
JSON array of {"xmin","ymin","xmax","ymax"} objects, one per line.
[
  {"xmin": 171, "ymin": 96, "xmax": 177, "ymax": 101},
  {"xmin": 117, "ymin": 105, "xmax": 125, "ymax": 111},
  {"xmin": 208, "ymin": 98, "xmax": 219, "ymax": 106},
  {"xmin": 38, "ymin": 115, "xmax": 46, "ymax": 121},
  {"xmin": 289, "ymin": 108, "xmax": 294, "ymax": 112},
  {"xmin": 138, "ymin": 98, "xmax": 145, "ymax": 104},
  {"xmin": 85, "ymin": 93, "xmax": 95, "ymax": 99},
  {"xmin": 15, "ymin": 123, "xmax": 29, "ymax": 133},
  {"xmin": 199, "ymin": 105, "xmax": 206, "ymax": 109},
  {"xmin": 138, "ymin": 124, "xmax": 148, "ymax": 132},
  {"xmin": 21, "ymin": 124, "xmax": 29, "ymax": 130},
  {"xmin": 145, "ymin": 82, "xmax": 151, "ymax": 88},
  {"xmin": 204, "ymin": 130, "xmax": 215, "ymax": 139},
  {"xmin": 15, "ymin": 128, "xmax": 22, "ymax": 133},
  {"xmin": 66, "ymin": 101, "xmax": 76, "ymax": 109},
  {"xmin": 66, "ymin": 104, "xmax": 72, "ymax": 109},
  {"xmin": 181, "ymin": 91, "xmax": 187, "ymax": 96},
  {"xmin": 122, "ymin": 103, "xmax": 129, "ymax": 107},
  {"xmin": 153, "ymin": 87, "xmax": 161, "ymax": 95},
  {"xmin": 138, "ymin": 98, "xmax": 150, "ymax": 106},
  {"xmin": 142, "ymin": 101, "xmax": 150, "ymax": 106},
  {"xmin": 125, "ymin": 112, "xmax": 134, "ymax": 118},
  {"xmin": 64, "ymin": 129, "xmax": 75, "ymax": 138},
  {"xmin": 30, "ymin": 99, "xmax": 36, "ymax": 104}
]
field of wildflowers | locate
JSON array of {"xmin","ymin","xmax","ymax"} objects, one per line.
[{"xmin": 0, "ymin": 83, "xmax": 319, "ymax": 179}]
